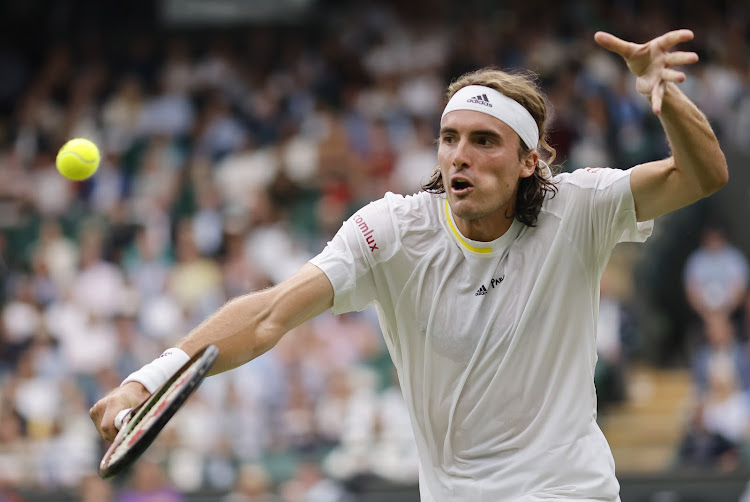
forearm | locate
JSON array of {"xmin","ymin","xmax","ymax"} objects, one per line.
[
  {"xmin": 177, "ymin": 290, "xmax": 280, "ymax": 375},
  {"xmin": 94, "ymin": 292, "xmax": 283, "ymax": 442},
  {"xmin": 177, "ymin": 262, "xmax": 334, "ymax": 375},
  {"xmin": 95, "ymin": 265, "xmax": 332, "ymax": 441},
  {"xmin": 658, "ymin": 83, "xmax": 728, "ymax": 194}
]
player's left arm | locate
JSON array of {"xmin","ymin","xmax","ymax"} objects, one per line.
[
  {"xmin": 628, "ymin": 83, "xmax": 727, "ymax": 222},
  {"xmin": 595, "ymin": 29, "xmax": 729, "ymax": 222}
]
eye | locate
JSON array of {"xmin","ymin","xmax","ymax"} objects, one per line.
[
  {"xmin": 441, "ymin": 134, "xmax": 456, "ymax": 145},
  {"xmin": 476, "ymin": 136, "xmax": 494, "ymax": 146}
]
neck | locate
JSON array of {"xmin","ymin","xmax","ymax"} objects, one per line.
[{"xmin": 453, "ymin": 211, "xmax": 515, "ymax": 241}]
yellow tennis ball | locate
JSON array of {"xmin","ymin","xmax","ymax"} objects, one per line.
[{"xmin": 56, "ymin": 138, "xmax": 100, "ymax": 181}]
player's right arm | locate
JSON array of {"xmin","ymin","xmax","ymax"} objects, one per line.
[
  {"xmin": 177, "ymin": 262, "xmax": 334, "ymax": 373},
  {"xmin": 89, "ymin": 262, "xmax": 334, "ymax": 441}
]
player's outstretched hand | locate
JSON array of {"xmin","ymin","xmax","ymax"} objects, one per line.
[
  {"xmin": 90, "ymin": 382, "xmax": 150, "ymax": 441},
  {"xmin": 594, "ymin": 29, "xmax": 698, "ymax": 115}
]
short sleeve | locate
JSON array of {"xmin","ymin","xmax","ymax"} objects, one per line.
[
  {"xmin": 556, "ymin": 167, "xmax": 653, "ymax": 262},
  {"xmin": 310, "ymin": 196, "xmax": 400, "ymax": 314}
]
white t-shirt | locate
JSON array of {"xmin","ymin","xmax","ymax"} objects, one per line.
[{"xmin": 310, "ymin": 167, "xmax": 653, "ymax": 501}]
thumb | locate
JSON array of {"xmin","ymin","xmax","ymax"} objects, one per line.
[{"xmin": 594, "ymin": 31, "xmax": 635, "ymax": 58}]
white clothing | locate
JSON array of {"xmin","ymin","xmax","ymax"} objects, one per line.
[
  {"xmin": 702, "ymin": 391, "xmax": 750, "ymax": 444},
  {"xmin": 311, "ymin": 167, "xmax": 652, "ymax": 501},
  {"xmin": 683, "ymin": 243, "xmax": 749, "ymax": 312}
]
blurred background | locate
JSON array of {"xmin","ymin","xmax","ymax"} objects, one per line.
[{"xmin": 0, "ymin": 0, "xmax": 749, "ymax": 501}]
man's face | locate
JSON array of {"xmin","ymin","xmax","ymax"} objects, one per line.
[{"xmin": 438, "ymin": 110, "xmax": 535, "ymax": 240}]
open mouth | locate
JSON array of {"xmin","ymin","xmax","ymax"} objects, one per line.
[{"xmin": 451, "ymin": 178, "xmax": 473, "ymax": 193}]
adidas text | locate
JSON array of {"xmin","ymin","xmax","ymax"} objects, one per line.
[
  {"xmin": 467, "ymin": 94, "xmax": 492, "ymax": 107},
  {"xmin": 475, "ymin": 285, "xmax": 488, "ymax": 296}
]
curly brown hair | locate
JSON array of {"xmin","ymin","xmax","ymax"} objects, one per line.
[{"xmin": 422, "ymin": 68, "xmax": 559, "ymax": 227}]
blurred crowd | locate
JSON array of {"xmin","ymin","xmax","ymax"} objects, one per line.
[
  {"xmin": 675, "ymin": 226, "xmax": 750, "ymax": 474},
  {"xmin": 1, "ymin": 0, "xmax": 750, "ymax": 499}
]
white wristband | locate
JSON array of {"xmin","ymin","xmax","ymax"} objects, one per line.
[{"xmin": 121, "ymin": 348, "xmax": 190, "ymax": 393}]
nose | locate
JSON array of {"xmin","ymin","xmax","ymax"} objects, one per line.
[{"xmin": 451, "ymin": 138, "xmax": 471, "ymax": 169}]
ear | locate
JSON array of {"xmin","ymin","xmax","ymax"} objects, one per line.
[{"xmin": 520, "ymin": 150, "xmax": 538, "ymax": 179}]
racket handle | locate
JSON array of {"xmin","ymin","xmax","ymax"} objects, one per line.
[{"xmin": 114, "ymin": 408, "xmax": 132, "ymax": 430}]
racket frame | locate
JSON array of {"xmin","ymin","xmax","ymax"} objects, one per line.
[{"xmin": 98, "ymin": 344, "xmax": 219, "ymax": 479}]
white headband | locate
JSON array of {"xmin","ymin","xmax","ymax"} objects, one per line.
[{"xmin": 441, "ymin": 85, "xmax": 539, "ymax": 150}]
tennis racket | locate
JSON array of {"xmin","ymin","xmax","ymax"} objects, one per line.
[{"xmin": 98, "ymin": 344, "xmax": 219, "ymax": 479}]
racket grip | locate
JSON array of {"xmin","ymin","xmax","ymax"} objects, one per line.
[{"xmin": 114, "ymin": 408, "xmax": 132, "ymax": 430}]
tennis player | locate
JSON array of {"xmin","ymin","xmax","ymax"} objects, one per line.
[{"xmin": 91, "ymin": 29, "xmax": 727, "ymax": 501}]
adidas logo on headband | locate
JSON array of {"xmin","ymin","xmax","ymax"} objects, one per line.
[
  {"xmin": 442, "ymin": 85, "xmax": 539, "ymax": 150},
  {"xmin": 466, "ymin": 94, "xmax": 492, "ymax": 107}
]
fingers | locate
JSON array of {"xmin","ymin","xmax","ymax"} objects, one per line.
[
  {"xmin": 596, "ymin": 29, "xmax": 698, "ymax": 116},
  {"xmin": 89, "ymin": 398, "xmax": 118, "ymax": 442},
  {"xmin": 651, "ymin": 82, "xmax": 665, "ymax": 115},
  {"xmin": 90, "ymin": 384, "xmax": 151, "ymax": 442},
  {"xmin": 594, "ymin": 31, "xmax": 637, "ymax": 57},
  {"xmin": 100, "ymin": 406, "xmax": 120, "ymax": 441},
  {"xmin": 661, "ymin": 68, "xmax": 687, "ymax": 83},
  {"xmin": 665, "ymin": 51, "xmax": 699, "ymax": 67},
  {"xmin": 596, "ymin": 30, "xmax": 696, "ymax": 60},
  {"xmin": 89, "ymin": 402, "xmax": 102, "ymax": 435},
  {"xmin": 649, "ymin": 68, "xmax": 687, "ymax": 115},
  {"xmin": 654, "ymin": 29, "xmax": 695, "ymax": 51}
]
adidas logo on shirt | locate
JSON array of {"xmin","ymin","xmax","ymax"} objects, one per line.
[
  {"xmin": 466, "ymin": 94, "xmax": 492, "ymax": 107},
  {"xmin": 475, "ymin": 275, "xmax": 504, "ymax": 297}
]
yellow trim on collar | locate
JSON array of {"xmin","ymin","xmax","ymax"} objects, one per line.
[{"xmin": 444, "ymin": 200, "xmax": 493, "ymax": 254}]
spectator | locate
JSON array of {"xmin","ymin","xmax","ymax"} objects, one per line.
[
  {"xmin": 100, "ymin": 74, "xmax": 146, "ymax": 155},
  {"xmin": 222, "ymin": 463, "xmax": 278, "ymax": 502},
  {"xmin": 78, "ymin": 473, "xmax": 114, "ymax": 502},
  {"xmin": 367, "ymin": 379, "xmax": 420, "ymax": 484},
  {"xmin": 1, "ymin": 275, "xmax": 41, "ymax": 352},
  {"xmin": 678, "ymin": 333, "xmax": 750, "ymax": 473},
  {"xmin": 166, "ymin": 219, "xmax": 224, "ymax": 324},
  {"xmin": 684, "ymin": 226, "xmax": 749, "ymax": 322},
  {"xmin": 0, "ymin": 409, "xmax": 26, "ymax": 487},
  {"xmin": 71, "ymin": 228, "xmax": 126, "ymax": 320},
  {"xmin": 595, "ymin": 268, "xmax": 637, "ymax": 413},
  {"xmin": 700, "ymin": 355, "xmax": 750, "ymax": 461},
  {"xmin": 116, "ymin": 457, "xmax": 185, "ymax": 502},
  {"xmin": 33, "ymin": 218, "xmax": 78, "ymax": 291},
  {"xmin": 0, "ymin": 479, "xmax": 23, "ymax": 502},
  {"xmin": 122, "ymin": 226, "xmax": 172, "ymax": 301},
  {"xmin": 692, "ymin": 311, "xmax": 750, "ymax": 398},
  {"xmin": 279, "ymin": 462, "xmax": 351, "ymax": 502},
  {"xmin": 390, "ymin": 117, "xmax": 438, "ymax": 195},
  {"xmin": 676, "ymin": 402, "xmax": 739, "ymax": 472},
  {"xmin": 321, "ymin": 366, "xmax": 419, "ymax": 485},
  {"xmin": 8, "ymin": 346, "xmax": 61, "ymax": 440}
]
